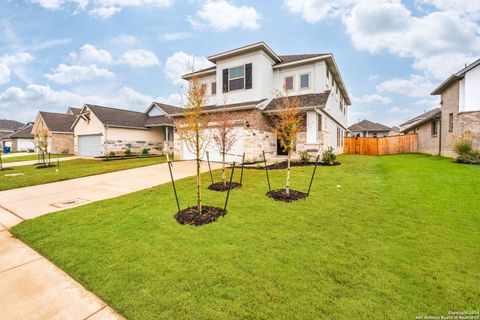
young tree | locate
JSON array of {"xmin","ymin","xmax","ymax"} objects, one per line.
[
  {"xmin": 177, "ymin": 70, "xmax": 210, "ymax": 214},
  {"xmin": 270, "ymin": 92, "xmax": 303, "ymax": 195},
  {"xmin": 212, "ymin": 105, "xmax": 238, "ymax": 187},
  {"xmin": 35, "ymin": 129, "xmax": 49, "ymax": 165}
]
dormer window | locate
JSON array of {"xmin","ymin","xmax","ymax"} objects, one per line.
[{"xmin": 229, "ymin": 65, "xmax": 245, "ymax": 91}]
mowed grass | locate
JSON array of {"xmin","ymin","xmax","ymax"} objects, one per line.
[
  {"xmin": 11, "ymin": 154, "xmax": 480, "ymax": 319},
  {"xmin": 1, "ymin": 153, "xmax": 71, "ymax": 163},
  {"xmin": 0, "ymin": 157, "xmax": 166, "ymax": 191}
]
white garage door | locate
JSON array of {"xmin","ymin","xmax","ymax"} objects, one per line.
[
  {"xmin": 181, "ymin": 127, "xmax": 244, "ymax": 163},
  {"xmin": 17, "ymin": 139, "xmax": 35, "ymax": 151},
  {"xmin": 78, "ymin": 135, "xmax": 102, "ymax": 157}
]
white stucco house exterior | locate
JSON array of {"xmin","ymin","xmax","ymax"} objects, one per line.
[{"xmin": 172, "ymin": 42, "xmax": 351, "ymax": 162}]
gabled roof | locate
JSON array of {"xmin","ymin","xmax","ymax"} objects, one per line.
[
  {"xmin": 150, "ymin": 102, "xmax": 184, "ymax": 115},
  {"xmin": 276, "ymin": 54, "xmax": 329, "ymax": 66},
  {"xmin": 263, "ymin": 91, "xmax": 331, "ymax": 112},
  {"xmin": 145, "ymin": 115, "xmax": 173, "ymax": 126},
  {"xmin": 5, "ymin": 125, "xmax": 34, "ymax": 139},
  {"xmin": 0, "ymin": 119, "xmax": 24, "ymax": 131},
  {"xmin": 85, "ymin": 104, "xmax": 149, "ymax": 129},
  {"xmin": 169, "ymin": 99, "xmax": 267, "ymax": 116},
  {"xmin": 39, "ymin": 112, "xmax": 76, "ymax": 133},
  {"xmin": 348, "ymin": 119, "xmax": 392, "ymax": 132},
  {"xmin": 431, "ymin": 58, "xmax": 480, "ymax": 95},
  {"xmin": 400, "ymin": 108, "xmax": 441, "ymax": 132},
  {"xmin": 68, "ymin": 107, "xmax": 82, "ymax": 116},
  {"xmin": 208, "ymin": 41, "xmax": 281, "ymax": 63}
]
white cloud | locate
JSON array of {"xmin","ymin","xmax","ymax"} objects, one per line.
[
  {"xmin": 376, "ymin": 74, "xmax": 436, "ymax": 97},
  {"xmin": 417, "ymin": 0, "xmax": 480, "ymax": 19},
  {"xmin": 284, "ymin": 0, "xmax": 356, "ymax": 23},
  {"xmin": 0, "ymin": 53, "xmax": 35, "ymax": 84},
  {"xmin": 353, "ymin": 93, "xmax": 393, "ymax": 104},
  {"xmin": 69, "ymin": 44, "xmax": 114, "ymax": 65},
  {"xmin": 34, "ymin": 38, "xmax": 72, "ymax": 50},
  {"xmin": 89, "ymin": 6, "xmax": 121, "ymax": 19},
  {"xmin": 30, "ymin": 0, "xmax": 88, "ymax": 10},
  {"xmin": 96, "ymin": 0, "xmax": 173, "ymax": 7},
  {"xmin": 161, "ymin": 32, "xmax": 193, "ymax": 41},
  {"xmin": 45, "ymin": 64, "xmax": 115, "ymax": 84},
  {"xmin": 191, "ymin": 0, "xmax": 261, "ymax": 31},
  {"xmin": 164, "ymin": 51, "xmax": 213, "ymax": 85},
  {"xmin": 119, "ymin": 49, "xmax": 160, "ymax": 68},
  {"xmin": 368, "ymin": 75, "xmax": 379, "ymax": 81},
  {"xmin": 157, "ymin": 93, "xmax": 183, "ymax": 106},
  {"xmin": 387, "ymin": 106, "xmax": 410, "ymax": 113},
  {"xmin": 109, "ymin": 34, "xmax": 138, "ymax": 46}
]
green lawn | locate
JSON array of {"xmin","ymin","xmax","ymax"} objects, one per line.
[
  {"xmin": 0, "ymin": 157, "xmax": 166, "ymax": 191},
  {"xmin": 1, "ymin": 153, "xmax": 71, "ymax": 163},
  {"xmin": 11, "ymin": 154, "xmax": 480, "ymax": 319}
]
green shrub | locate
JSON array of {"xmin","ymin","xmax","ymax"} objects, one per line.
[
  {"xmin": 454, "ymin": 138, "xmax": 473, "ymax": 155},
  {"xmin": 299, "ymin": 150, "xmax": 312, "ymax": 163},
  {"xmin": 454, "ymin": 136, "xmax": 480, "ymax": 165},
  {"xmin": 141, "ymin": 149, "xmax": 150, "ymax": 156},
  {"xmin": 321, "ymin": 147, "xmax": 336, "ymax": 164},
  {"xmin": 124, "ymin": 149, "xmax": 132, "ymax": 156},
  {"xmin": 108, "ymin": 151, "xmax": 116, "ymax": 157}
]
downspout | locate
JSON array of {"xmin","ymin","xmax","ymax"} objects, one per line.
[{"xmin": 438, "ymin": 116, "xmax": 442, "ymax": 156}]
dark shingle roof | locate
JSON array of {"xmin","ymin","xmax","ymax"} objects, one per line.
[
  {"xmin": 40, "ymin": 112, "xmax": 76, "ymax": 133},
  {"xmin": 145, "ymin": 115, "xmax": 173, "ymax": 126},
  {"xmin": 152, "ymin": 102, "xmax": 184, "ymax": 115},
  {"xmin": 0, "ymin": 119, "xmax": 24, "ymax": 131},
  {"xmin": 69, "ymin": 107, "xmax": 82, "ymax": 116},
  {"xmin": 276, "ymin": 54, "xmax": 327, "ymax": 66},
  {"xmin": 86, "ymin": 104, "xmax": 149, "ymax": 129},
  {"xmin": 6, "ymin": 125, "xmax": 34, "ymax": 139},
  {"xmin": 348, "ymin": 120, "xmax": 392, "ymax": 132},
  {"xmin": 263, "ymin": 91, "xmax": 331, "ymax": 111},
  {"xmin": 400, "ymin": 107, "xmax": 441, "ymax": 126}
]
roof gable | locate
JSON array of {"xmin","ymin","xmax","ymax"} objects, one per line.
[
  {"xmin": 38, "ymin": 112, "xmax": 76, "ymax": 133},
  {"xmin": 0, "ymin": 119, "xmax": 24, "ymax": 131},
  {"xmin": 431, "ymin": 58, "xmax": 480, "ymax": 95},
  {"xmin": 348, "ymin": 119, "xmax": 391, "ymax": 132}
]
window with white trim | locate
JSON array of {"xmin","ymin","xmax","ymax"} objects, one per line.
[
  {"xmin": 229, "ymin": 65, "xmax": 245, "ymax": 91},
  {"xmin": 300, "ymin": 74, "xmax": 309, "ymax": 89},
  {"xmin": 285, "ymin": 76, "xmax": 294, "ymax": 91}
]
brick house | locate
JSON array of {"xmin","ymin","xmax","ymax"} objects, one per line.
[
  {"xmin": 4, "ymin": 123, "xmax": 35, "ymax": 152},
  {"xmin": 347, "ymin": 119, "xmax": 395, "ymax": 137},
  {"xmin": 171, "ymin": 42, "xmax": 351, "ymax": 162},
  {"xmin": 401, "ymin": 108, "xmax": 441, "ymax": 155},
  {"xmin": 72, "ymin": 102, "xmax": 182, "ymax": 157},
  {"xmin": 401, "ymin": 58, "xmax": 480, "ymax": 157},
  {"xmin": 31, "ymin": 107, "xmax": 81, "ymax": 154},
  {"xmin": 0, "ymin": 119, "xmax": 25, "ymax": 150}
]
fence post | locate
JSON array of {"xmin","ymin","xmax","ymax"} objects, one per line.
[
  {"xmin": 307, "ymin": 155, "xmax": 320, "ymax": 196},
  {"xmin": 262, "ymin": 150, "xmax": 271, "ymax": 192},
  {"xmin": 206, "ymin": 151, "xmax": 214, "ymax": 185},
  {"xmin": 223, "ymin": 162, "xmax": 236, "ymax": 213}
]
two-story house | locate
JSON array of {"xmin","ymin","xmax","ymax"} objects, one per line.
[
  {"xmin": 401, "ymin": 58, "xmax": 480, "ymax": 157},
  {"xmin": 171, "ymin": 42, "xmax": 351, "ymax": 162}
]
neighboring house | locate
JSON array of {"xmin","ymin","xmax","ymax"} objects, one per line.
[
  {"xmin": 31, "ymin": 107, "xmax": 81, "ymax": 154},
  {"xmin": 401, "ymin": 108, "xmax": 442, "ymax": 155},
  {"xmin": 0, "ymin": 119, "xmax": 25, "ymax": 150},
  {"xmin": 72, "ymin": 102, "xmax": 181, "ymax": 157},
  {"xmin": 172, "ymin": 42, "xmax": 351, "ymax": 162},
  {"xmin": 347, "ymin": 119, "xmax": 394, "ymax": 137},
  {"xmin": 401, "ymin": 58, "xmax": 480, "ymax": 157},
  {"xmin": 4, "ymin": 123, "xmax": 35, "ymax": 152}
]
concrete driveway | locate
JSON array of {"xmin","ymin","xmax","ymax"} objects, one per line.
[{"xmin": 0, "ymin": 160, "xmax": 221, "ymax": 227}]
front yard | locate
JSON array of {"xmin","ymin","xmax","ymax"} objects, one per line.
[
  {"xmin": 0, "ymin": 157, "xmax": 166, "ymax": 191},
  {"xmin": 11, "ymin": 154, "xmax": 480, "ymax": 319},
  {"xmin": 1, "ymin": 153, "xmax": 71, "ymax": 163}
]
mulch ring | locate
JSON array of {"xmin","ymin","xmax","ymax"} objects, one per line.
[
  {"xmin": 0, "ymin": 168, "xmax": 14, "ymax": 171},
  {"xmin": 208, "ymin": 181, "xmax": 242, "ymax": 191},
  {"xmin": 175, "ymin": 205, "xmax": 226, "ymax": 226},
  {"xmin": 267, "ymin": 189, "xmax": 307, "ymax": 202},
  {"xmin": 36, "ymin": 164, "xmax": 57, "ymax": 169},
  {"xmin": 243, "ymin": 161, "xmax": 341, "ymax": 170}
]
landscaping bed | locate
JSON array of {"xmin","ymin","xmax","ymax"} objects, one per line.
[
  {"xmin": 207, "ymin": 181, "xmax": 242, "ymax": 191},
  {"xmin": 174, "ymin": 205, "xmax": 226, "ymax": 226},
  {"xmin": 243, "ymin": 160, "xmax": 340, "ymax": 170},
  {"xmin": 97, "ymin": 154, "xmax": 164, "ymax": 161},
  {"xmin": 266, "ymin": 188, "xmax": 307, "ymax": 202}
]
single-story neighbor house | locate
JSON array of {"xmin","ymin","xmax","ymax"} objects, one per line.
[
  {"xmin": 401, "ymin": 58, "xmax": 480, "ymax": 157},
  {"xmin": 0, "ymin": 119, "xmax": 25, "ymax": 150},
  {"xmin": 72, "ymin": 102, "xmax": 182, "ymax": 157},
  {"xmin": 31, "ymin": 107, "xmax": 81, "ymax": 154},
  {"xmin": 4, "ymin": 123, "xmax": 35, "ymax": 152},
  {"xmin": 172, "ymin": 42, "xmax": 351, "ymax": 162},
  {"xmin": 401, "ymin": 108, "xmax": 441, "ymax": 155},
  {"xmin": 347, "ymin": 119, "xmax": 394, "ymax": 137}
]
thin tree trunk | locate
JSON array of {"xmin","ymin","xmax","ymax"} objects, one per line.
[
  {"xmin": 286, "ymin": 149, "xmax": 291, "ymax": 195},
  {"xmin": 196, "ymin": 127, "xmax": 202, "ymax": 214},
  {"xmin": 222, "ymin": 151, "xmax": 226, "ymax": 187}
]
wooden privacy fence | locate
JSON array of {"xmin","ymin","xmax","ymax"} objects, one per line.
[{"xmin": 344, "ymin": 134, "xmax": 418, "ymax": 155}]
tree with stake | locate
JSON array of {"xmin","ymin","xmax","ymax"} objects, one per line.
[
  {"xmin": 177, "ymin": 67, "xmax": 211, "ymax": 215},
  {"xmin": 211, "ymin": 104, "xmax": 238, "ymax": 190},
  {"xmin": 35, "ymin": 129, "xmax": 49, "ymax": 165},
  {"xmin": 270, "ymin": 92, "xmax": 303, "ymax": 196}
]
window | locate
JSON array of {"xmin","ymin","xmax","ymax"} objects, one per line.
[
  {"xmin": 211, "ymin": 82, "xmax": 216, "ymax": 95},
  {"xmin": 228, "ymin": 65, "xmax": 245, "ymax": 91},
  {"xmin": 300, "ymin": 74, "xmax": 309, "ymax": 89},
  {"xmin": 431, "ymin": 121, "xmax": 438, "ymax": 137},
  {"xmin": 449, "ymin": 113, "xmax": 453, "ymax": 132},
  {"xmin": 337, "ymin": 127, "xmax": 341, "ymax": 147},
  {"xmin": 201, "ymin": 84, "xmax": 207, "ymax": 94},
  {"xmin": 285, "ymin": 76, "xmax": 294, "ymax": 90}
]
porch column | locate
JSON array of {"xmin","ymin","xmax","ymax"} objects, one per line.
[{"xmin": 306, "ymin": 111, "xmax": 318, "ymax": 144}]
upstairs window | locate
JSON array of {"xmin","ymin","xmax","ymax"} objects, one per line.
[
  {"xmin": 285, "ymin": 76, "xmax": 294, "ymax": 90},
  {"xmin": 229, "ymin": 65, "xmax": 245, "ymax": 91},
  {"xmin": 211, "ymin": 82, "xmax": 217, "ymax": 95},
  {"xmin": 201, "ymin": 84, "xmax": 207, "ymax": 94},
  {"xmin": 317, "ymin": 113, "xmax": 322, "ymax": 131},
  {"xmin": 448, "ymin": 113, "xmax": 453, "ymax": 132},
  {"xmin": 300, "ymin": 74, "xmax": 310, "ymax": 89}
]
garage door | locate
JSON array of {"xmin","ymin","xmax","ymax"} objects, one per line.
[
  {"xmin": 17, "ymin": 139, "xmax": 35, "ymax": 151},
  {"xmin": 78, "ymin": 135, "xmax": 102, "ymax": 157},
  {"xmin": 181, "ymin": 127, "xmax": 244, "ymax": 163}
]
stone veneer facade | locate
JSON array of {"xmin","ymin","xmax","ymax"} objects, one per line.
[
  {"xmin": 104, "ymin": 139, "xmax": 164, "ymax": 155},
  {"xmin": 173, "ymin": 108, "xmax": 309, "ymax": 161},
  {"xmin": 440, "ymin": 81, "xmax": 480, "ymax": 157}
]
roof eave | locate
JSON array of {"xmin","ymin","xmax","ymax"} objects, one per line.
[
  {"xmin": 207, "ymin": 42, "xmax": 281, "ymax": 63},
  {"xmin": 170, "ymin": 104, "xmax": 259, "ymax": 117},
  {"xmin": 182, "ymin": 68, "xmax": 216, "ymax": 80}
]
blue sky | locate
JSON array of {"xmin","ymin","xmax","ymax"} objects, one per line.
[{"xmin": 1, "ymin": 0, "xmax": 479, "ymax": 126}]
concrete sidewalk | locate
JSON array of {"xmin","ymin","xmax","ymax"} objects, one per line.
[
  {"xmin": 0, "ymin": 160, "xmax": 220, "ymax": 320},
  {"xmin": 0, "ymin": 160, "xmax": 220, "ymax": 227},
  {"xmin": 2, "ymin": 156, "xmax": 78, "ymax": 168}
]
